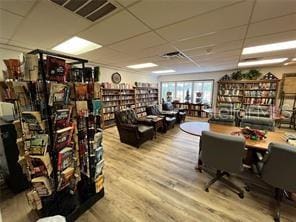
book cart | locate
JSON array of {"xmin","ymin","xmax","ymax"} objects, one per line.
[{"xmin": 17, "ymin": 49, "xmax": 104, "ymax": 221}]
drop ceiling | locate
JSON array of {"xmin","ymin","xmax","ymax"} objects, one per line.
[{"xmin": 0, "ymin": 0, "xmax": 296, "ymax": 76}]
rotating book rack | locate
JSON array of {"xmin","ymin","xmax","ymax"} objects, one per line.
[{"xmin": 26, "ymin": 49, "xmax": 104, "ymax": 221}]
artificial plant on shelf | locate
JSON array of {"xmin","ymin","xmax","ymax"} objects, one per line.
[
  {"xmin": 231, "ymin": 70, "xmax": 243, "ymax": 80},
  {"xmin": 243, "ymin": 69, "xmax": 262, "ymax": 80}
]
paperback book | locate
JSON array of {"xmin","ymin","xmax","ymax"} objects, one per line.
[
  {"xmin": 57, "ymin": 146, "xmax": 73, "ymax": 171},
  {"xmin": 29, "ymin": 134, "xmax": 49, "ymax": 155},
  {"xmin": 54, "ymin": 126, "xmax": 74, "ymax": 150},
  {"xmin": 46, "ymin": 56, "xmax": 66, "ymax": 82},
  {"xmin": 92, "ymin": 99, "xmax": 102, "ymax": 116},
  {"xmin": 22, "ymin": 111, "xmax": 45, "ymax": 132},
  {"xmin": 54, "ymin": 108, "xmax": 72, "ymax": 129},
  {"xmin": 31, "ymin": 176, "xmax": 52, "ymax": 197},
  {"xmin": 75, "ymin": 83, "xmax": 88, "ymax": 100},
  {"xmin": 48, "ymin": 83, "xmax": 70, "ymax": 106},
  {"xmin": 57, "ymin": 167, "xmax": 75, "ymax": 191},
  {"xmin": 76, "ymin": 101, "xmax": 88, "ymax": 117}
]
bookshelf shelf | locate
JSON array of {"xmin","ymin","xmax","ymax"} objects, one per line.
[{"xmin": 217, "ymin": 76, "xmax": 280, "ymax": 109}]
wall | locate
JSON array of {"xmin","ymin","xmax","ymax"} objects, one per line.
[
  {"xmin": 0, "ymin": 47, "xmax": 157, "ymax": 84},
  {"xmin": 158, "ymin": 66, "xmax": 296, "ymax": 107}
]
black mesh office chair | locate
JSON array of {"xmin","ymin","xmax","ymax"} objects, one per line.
[
  {"xmin": 200, "ymin": 131, "xmax": 246, "ymax": 198},
  {"xmin": 258, "ymin": 143, "xmax": 296, "ymax": 222}
]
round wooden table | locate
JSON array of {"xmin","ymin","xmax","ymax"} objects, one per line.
[{"xmin": 179, "ymin": 121, "xmax": 210, "ymax": 137}]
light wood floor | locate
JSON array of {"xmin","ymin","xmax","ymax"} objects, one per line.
[{"xmin": 1, "ymin": 119, "xmax": 296, "ymax": 222}]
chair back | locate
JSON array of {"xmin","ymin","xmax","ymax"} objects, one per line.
[
  {"xmin": 115, "ymin": 109, "xmax": 138, "ymax": 126},
  {"xmin": 261, "ymin": 143, "xmax": 296, "ymax": 192},
  {"xmin": 146, "ymin": 105, "xmax": 161, "ymax": 116},
  {"xmin": 162, "ymin": 102, "xmax": 174, "ymax": 111},
  {"xmin": 240, "ymin": 116, "xmax": 275, "ymax": 131},
  {"xmin": 200, "ymin": 131, "xmax": 245, "ymax": 174}
]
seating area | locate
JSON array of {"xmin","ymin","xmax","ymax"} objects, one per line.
[{"xmin": 1, "ymin": 1, "xmax": 296, "ymax": 222}]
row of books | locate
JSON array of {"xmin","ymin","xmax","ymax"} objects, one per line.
[
  {"xmin": 102, "ymin": 82, "xmax": 133, "ymax": 89},
  {"xmin": 103, "ymin": 101, "xmax": 119, "ymax": 107},
  {"xmin": 135, "ymin": 89, "xmax": 158, "ymax": 94},
  {"xmin": 103, "ymin": 106, "xmax": 119, "ymax": 113},
  {"xmin": 103, "ymin": 113, "xmax": 115, "ymax": 121},
  {"xmin": 243, "ymin": 98, "xmax": 274, "ymax": 105},
  {"xmin": 244, "ymin": 82, "xmax": 277, "ymax": 90},
  {"xmin": 135, "ymin": 82, "xmax": 158, "ymax": 88},
  {"xmin": 104, "ymin": 96, "xmax": 120, "ymax": 101},
  {"xmin": 218, "ymin": 89, "xmax": 241, "ymax": 96},
  {"xmin": 244, "ymin": 91, "xmax": 276, "ymax": 97},
  {"xmin": 218, "ymin": 83, "xmax": 242, "ymax": 89},
  {"xmin": 217, "ymin": 96, "xmax": 241, "ymax": 103}
]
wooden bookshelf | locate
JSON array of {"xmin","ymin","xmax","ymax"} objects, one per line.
[
  {"xmin": 217, "ymin": 78, "xmax": 280, "ymax": 109},
  {"xmin": 134, "ymin": 86, "xmax": 159, "ymax": 117},
  {"xmin": 173, "ymin": 102, "xmax": 209, "ymax": 117}
]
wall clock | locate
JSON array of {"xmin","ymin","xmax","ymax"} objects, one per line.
[{"xmin": 111, "ymin": 72, "xmax": 121, "ymax": 84}]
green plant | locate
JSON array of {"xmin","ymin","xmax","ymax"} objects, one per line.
[
  {"xmin": 243, "ymin": 69, "xmax": 262, "ymax": 80},
  {"xmin": 231, "ymin": 70, "xmax": 243, "ymax": 80}
]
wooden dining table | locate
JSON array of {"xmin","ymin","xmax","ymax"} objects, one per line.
[{"xmin": 180, "ymin": 121, "xmax": 287, "ymax": 151}]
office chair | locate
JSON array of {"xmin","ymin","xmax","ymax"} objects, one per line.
[
  {"xmin": 200, "ymin": 131, "xmax": 245, "ymax": 198},
  {"xmin": 258, "ymin": 143, "xmax": 296, "ymax": 222}
]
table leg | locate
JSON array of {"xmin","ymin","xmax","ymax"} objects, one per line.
[{"xmin": 195, "ymin": 137, "xmax": 203, "ymax": 172}]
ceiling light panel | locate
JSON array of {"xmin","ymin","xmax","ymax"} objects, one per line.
[
  {"xmin": 152, "ymin": 70, "xmax": 176, "ymax": 74},
  {"xmin": 238, "ymin": 58, "xmax": 288, "ymax": 67},
  {"xmin": 242, "ymin": 40, "xmax": 296, "ymax": 55},
  {"xmin": 52, "ymin": 36, "xmax": 102, "ymax": 55},
  {"xmin": 127, "ymin": 63, "xmax": 158, "ymax": 69}
]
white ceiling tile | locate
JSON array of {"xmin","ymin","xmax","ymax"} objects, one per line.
[
  {"xmin": 156, "ymin": 1, "xmax": 253, "ymax": 41},
  {"xmin": 244, "ymin": 30, "xmax": 296, "ymax": 47},
  {"xmin": 129, "ymin": 0, "xmax": 240, "ymax": 29},
  {"xmin": 183, "ymin": 40, "xmax": 243, "ymax": 57},
  {"xmin": 115, "ymin": 0, "xmax": 139, "ymax": 7},
  {"xmin": 251, "ymin": 0, "xmax": 296, "ymax": 22},
  {"xmin": 79, "ymin": 10, "xmax": 149, "ymax": 45},
  {"xmin": 0, "ymin": 0, "xmax": 36, "ymax": 16},
  {"xmin": 11, "ymin": 0, "xmax": 91, "ymax": 49},
  {"xmin": 0, "ymin": 9, "xmax": 23, "ymax": 39},
  {"xmin": 247, "ymin": 14, "xmax": 296, "ymax": 38},
  {"xmin": 192, "ymin": 49, "xmax": 242, "ymax": 61},
  {"xmin": 174, "ymin": 25, "xmax": 247, "ymax": 51},
  {"xmin": 109, "ymin": 31, "xmax": 167, "ymax": 52}
]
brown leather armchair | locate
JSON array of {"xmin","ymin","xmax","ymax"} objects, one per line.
[
  {"xmin": 162, "ymin": 102, "xmax": 186, "ymax": 123},
  {"xmin": 146, "ymin": 105, "xmax": 176, "ymax": 131},
  {"xmin": 115, "ymin": 109, "xmax": 154, "ymax": 148}
]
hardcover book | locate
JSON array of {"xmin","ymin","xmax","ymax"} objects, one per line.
[
  {"xmin": 46, "ymin": 56, "xmax": 66, "ymax": 82},
  {"xmin": 75, "ymin": 83, "xmax": 88, "ymax": 100},
  {"xmin": 54, "ymin": 108, "xmax": 72, "ymax": 129},
  {"xmin": 22, "ymin": 111, "xmax": 45, "ymax": 132},
  {"xmin": 92, "ymin": 99, "xmax": 102, "ymax": 116},
  {"xmin": 30, "ymin": 134, "xmax": 49, "ymax": 155},
  {"xmin": 49, "ymin": 83, "xmax": 70, "ymax": 106},
  {"xmin": 54, "ymin": 126, "xmax": 74, "ymax": 150},
  {"xmin": 57, "ymin": 146, "xmax": 73, "ymax": 171}
]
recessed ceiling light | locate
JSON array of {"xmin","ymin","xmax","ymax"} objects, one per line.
[
  {"xmin": 152, "ymin": 69, "xmax": 176, "ymax": 74},
  {"xmin": 52, "ymin": 36, "xmax": 102, "ymax": 55},
  {"xmin": 238, "ymin": 58, "xmax": 288, "ymax": 67},
  {"xmin": 242, "ymin": 40, "xmax": 296, "ymax": 55},
  {"xmin": 127, "ymin": 63, "xmax": 158, "ymax": 69}
]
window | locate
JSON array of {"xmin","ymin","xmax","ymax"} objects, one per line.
[{"xmin": 161, "ymin": 80, "xmax": 213, "ymax": 105}]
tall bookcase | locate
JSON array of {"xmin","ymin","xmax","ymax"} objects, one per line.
[
  {"xmin": 173, "ymin": 102, "xmax": 209, "ymax": 117},
  {"xmin": 217, "ymin": 78, "xmax": 280, "ymax": 109},
  {"xmin": 3, "ymin": 50, "xmax": 105, "ymax": 221},
  {"xmin": 101, "ymin": 85, "xmax": 136, "ymax": 128},
  {"xmin": 134, "ymin": 86, "xmax": 158, "ymax": 117}
]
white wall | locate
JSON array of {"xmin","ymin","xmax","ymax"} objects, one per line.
[
  {"xmin": 0, "ymin": 47, "xmax": 157, "ymax": 84},
  {"xmin": 158, "ymin": 66, "xmax": 296, "ymax": 107}
]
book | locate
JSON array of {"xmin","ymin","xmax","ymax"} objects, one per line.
[
  {"xmin": 75, "ymin": 83, "xmax": 88, "ymax": 100},
  {"xmin": 26, "ymin": 190, "xmax": 42, "ymax": 210},
  {"xmin": 22, "ymin": 53, "xmax": 39, "ymax": 81},
  {"xmin": 76, "ymin": 101, "xmax": 88, "ymax": 117},
  {"xmin": 95, "ymin": 146, "xmax": 103, "ymax": 163},
  {"xmin": 94, "ymin": 131, "xmax": 103, "ymax": 148},
  {"xmin": 48, "ymin": 83, "xmax": 70, "ymax": 106},
  {"xmin": 57, "ymin": 167, "xmax": 75, "ymax": 191},
  {"xmin": 29, "ymin": 153, "xmax": 53, "ymax": 177},
  {"xmin": 29, "ymin": 134, "xmax": 49, "ymax": 155},
  {"xmin": 46, "ymin": 56, "xmax": 66, "ymax": 82},
  {"xmin": 95, "ymin": 174, "xmax": 104, "ymax": 193},
  {"xmin": 93, "ymin": 82, "xmax": 101, "ymax": 98},
  {"xmin": 54, "ymin": 108, "xmax": 72, "ymax": 129},
  {"xmin": 92, "ymin": 99, "xmax": 102, "ymax": 116},
  {"xmin": 22, "ymin": 111, "xmax": 45, "ymax": 132},
  {"xmin": 54, "ymin": 126, "xmax": 74, "ymax": 150},
  {"xmin": 95, "ymin": 159, "xmax": 104, "ymax": 179},
  {"xmin": 84, "ymin": 67, "xmax": 93, "ymax": 82},
  {"xmin": 4, "ymin": 59, "xmax": 21, "ymax": 79},
  {"xmin": 31, "ymin": 176, "xmax": 52, "ymax": 197},
  {"xmin": 57, "ymin": 146, "xmax": 73, "ymax": 171}
]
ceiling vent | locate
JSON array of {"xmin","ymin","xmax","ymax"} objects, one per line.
[
  {"xmin": 51, "ymin": 0, "xmax": 117, "ymax": 22},
  {"xmin": 161, "ymin": 51, "xmax": 186, "ymax": 59},
  {"xmin": 241, "ymin": 57, "xmax": 259, "ymax": 62}
]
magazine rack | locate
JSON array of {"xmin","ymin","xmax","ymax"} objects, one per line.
[{"xmin": 26, "ymin": 49, "xmax": 104, "ymax": 221}]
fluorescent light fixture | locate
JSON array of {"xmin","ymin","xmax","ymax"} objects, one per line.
[
  {"xmin": 152, "ymin": 69, "xmax": 176, "ymax": 74},
  {"xmin": 52, "ymin": 36, "xmax": 102, "ymax": 55},
  {"xmin": 242, "ymin": 40, "xmax": 296, "ymax": 55},
  {"xmin": 238, "ymin": 58, "xmax": 288, "ymax": 67},
  {"xmin": 127, "ymin": 63, "xmax": 158, "ymax": 69},
  {"xmin": 292, "ymin": 58, "xmax": 296, "ymax": 61}
]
